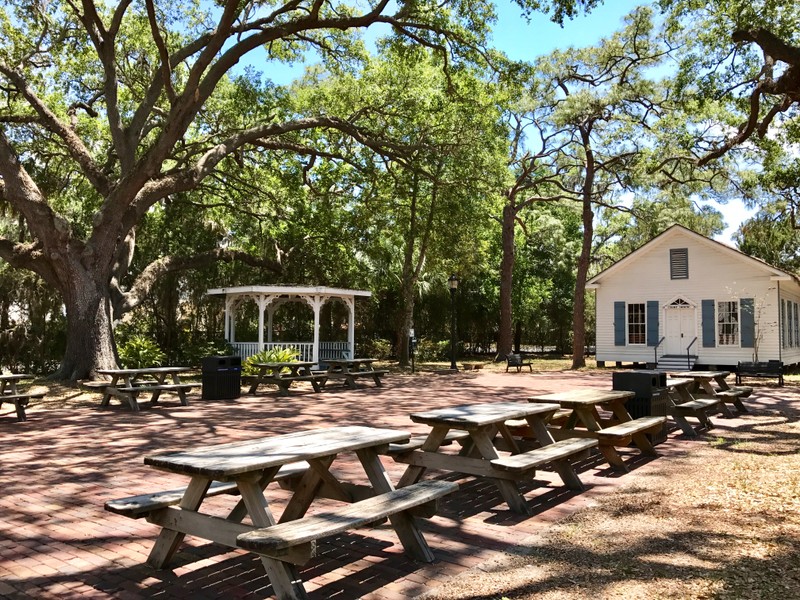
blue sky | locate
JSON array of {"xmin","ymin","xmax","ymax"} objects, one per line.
[{"xmin": 241, "ymin": 1, "xmax": 753, "ymax": 244}]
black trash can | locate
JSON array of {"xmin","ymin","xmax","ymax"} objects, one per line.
[
  {"xmin": 612, "ymin": 370, "xmax": 669, "ymax": 445},
  {"xmin": 201, "ymin": 355, "xmax": 242, "ymax": 400}
]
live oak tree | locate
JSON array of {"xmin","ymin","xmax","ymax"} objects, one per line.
[
  {"xmin": 0, "ymin": 0, "xmax": 608, "ymax": 379},
  {"xmin": 506, "ymin": 7, "xmax": 673, "ymax": 368},
  {"xmin": 659, "ymin": 1, "xmax": 800, "ymax": 228}
]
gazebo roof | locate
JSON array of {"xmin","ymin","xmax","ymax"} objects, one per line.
[{"xmin": 207, "ymin": 285, "xmax": 371, "ymax": 298}]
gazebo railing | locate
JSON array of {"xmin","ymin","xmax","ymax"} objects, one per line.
[{"xmin": 230, "ymin": 341, "xmax": 350, "ymax": 362}]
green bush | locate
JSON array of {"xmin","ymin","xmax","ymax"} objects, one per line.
[
  {"xmin": 242, "ymin": 347, "xmax": 300, "ymax": 375},
  {"xmin": 178, "ymin": 338, "xmax": 233, "ymax": 367},
  {"xmin": 414, "ymin": 338, "xmax": 449, "ymax": 362},
  {"xmin": 363, "ymin": 338, "xmax": 392, "ymax": 360},
  {"xmin": 118, "ymin": 335, "xmax": 166, "ymax": 369}
]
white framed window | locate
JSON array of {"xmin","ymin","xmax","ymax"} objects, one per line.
[
  {"xmin": 628, "ymin": 303, "xmax": 646, "ymax": 345},
  {"xmin": 790, "ymin": 301, "xmax": 795, "ymax": 348},
  {"xmin": 782, "ymin": 300, "xmax": 787, "ymax": 348},
  {"xmin": 717, "ymin": 301, "xmax": 739, "ymax": 346},
  {"xmin": 794, "ymin": 302, "xmax": 799, "ymax": 348}
]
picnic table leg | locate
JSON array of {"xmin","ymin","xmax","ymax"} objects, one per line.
[
  {"xmin": 357, "ymin": 447, "xmax": 436, "ymax": 563},
  {"xmin": 470, "ymin": 429, "xmax": 531, "ymax": 515},
  {"xmin": 397, "ymin": 426, "xmax": 451, "ymax": 487},
  {"xmin": 13, "ymin": 398, "xmax": 27, "ymax": 422},
  {"xmin": 280, "ymin": 455, "xmax": 335, "ymax": 522},
  {"xmin": 147, "ymin": 477, "xmax": 210, "ymax": 568},
  {"xmin": 238, "ymin": 478, "xmax": 307, "ymax": 600},
  {"xmin": 669, "ymin": 410, "xmax": 700, "ymax": 436},
  {"xmin": 525, "ymin": 416, "xmax": 585, "ymax": 491}
]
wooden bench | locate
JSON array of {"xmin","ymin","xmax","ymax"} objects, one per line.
[
  {"xmin": 114, "ymin": 383, "xmax": 197, "ymax": 411},
  {"xmin": 0, "ymin": 387, "xmax": 48, "ymax": 422},
  {"xmin": 736, "ymin": 360, "xmax": 784, "ymax": 387},
  {"xmin": 235, "ymin": 480, "xmax": 458, "ymax": 565},
  {"xmin": 385, "ymin": 430, "xmax": 471, "ymax": 456},
  {"xmin": 505, "ymin": 353, "xmax": 532, "ymax": 372},
  {"xmin": 490, "ymin": 438, "xmax": 598, "ymax": 484},
  {"xmin": 105, "ymin": 462, "xmax": 310, "ymax": 518}
]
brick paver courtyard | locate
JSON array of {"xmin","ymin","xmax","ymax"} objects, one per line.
[{"xmin": 0, "ymin": 368, "xmax": 790, "ymax": 599}]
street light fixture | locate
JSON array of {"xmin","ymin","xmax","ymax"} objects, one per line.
[{"xmin": 448, "ymin": 273, "xmax": 459, "ymax": 370}]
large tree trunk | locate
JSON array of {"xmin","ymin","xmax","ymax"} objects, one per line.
[
  {"xmin": 572, "ymin": 129, "xmax": 595, "ymax": 369},
  {"xmin": 396, "ymin": 285, "xmax": 415, "ymax": 367},
  {"xmin": 497, "ymin": 202, "xmax": 516, "ymax": 361},
  {"xmin": 52, "ymin": 265, "xmax": 118, "ymax": 380}
]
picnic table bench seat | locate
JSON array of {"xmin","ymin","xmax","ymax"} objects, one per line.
[
  {"xmin": 236, "ymin": 480, "xmax": 458, "ymax": 564},
  {"xmin": 595, "ymin": 416, "xmax": 667, "ymax": 443},
  {"xmin": 505, "ymin": 353, "xmax": 533, "ymax": 372},
  {"xmin": 490, "ymin": 438, "xmax": 598, "ymax": 473},
  {"xmin": 385, "ymin": 430, "xmax": 471, "ymax": 456},
  {"xmin": 1, "ymin": 386, "xmax": 48, "ymax": 422},
  {"xmin": 260, "ymin": 374, "xmax": 328, "ymax": 396},
  {"xmin": 668, "ymin": 397, "xmax": 720, "ymax": 435},
  {"xmin": 736, "ymin": 360, "xmax": 784, "ymax": 386},
  {"xmin": 105, "ymin": 462, "xmax": 311, "ymax": 518}
]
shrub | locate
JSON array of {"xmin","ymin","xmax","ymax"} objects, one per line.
[
  {"xmin": 414, "ymin": 338, "xmax": 449, "ymax": 362},
  {"xmin": 242, "ymin": 347, "xmax": 300, "ymax": 375},
  {"xmin": 118, "ymin": 335, "xmax": 166, "ymax": 369},
  {"xmin": 363, "ymin": 338, "xmax": 392, "ymax": 360}
]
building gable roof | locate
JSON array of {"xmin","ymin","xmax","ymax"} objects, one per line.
[{"xmin": 587, "ymin": 224, "xmax": 799, "ymax": 287}]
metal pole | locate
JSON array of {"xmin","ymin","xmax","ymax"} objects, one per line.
[{"xmin": 449, "ymin": 287, "xmax": 457, "ymax": 370}]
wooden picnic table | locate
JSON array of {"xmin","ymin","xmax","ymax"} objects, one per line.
[
  {"xmin": 96, "ymin": 366, "xmax": 195, "ymax": 411},
  {"xmin": 247, "ymin": 361, "xmax": 325, "ymax": 396},
  {"xmin": 670, "ymin": 370, "xmax": 750, "ymax": 414},
  {"xmin": 392, "ymin": 401, "xmax": 597, "ymax": 515},
  {"xmin": 0, "ymin": 374, "xmax": 47, "ymax": 422},
  {"xmin": 105, "ymin": 425, "xmax": 457, "ymax": 600},
  {"xmin": 322, "ymin": 357, "xmax": 388, "ymax": 389},
  {"xmin": 527, "ymin": 388, "xmax": 666, "ymax": 472}
]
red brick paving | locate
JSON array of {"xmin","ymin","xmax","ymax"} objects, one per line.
[{"xmin": 0, "ymin": 369, "xmax": 792, "ymax": 599}]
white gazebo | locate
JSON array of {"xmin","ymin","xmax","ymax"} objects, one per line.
[{"xmin": 207, "ymin": 285, "xmax": 372, "ymax": 364}]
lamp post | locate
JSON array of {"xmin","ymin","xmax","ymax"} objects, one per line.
[{"xmin": 448, "ymin": 273, "xmax": 459, "ymax": 370}]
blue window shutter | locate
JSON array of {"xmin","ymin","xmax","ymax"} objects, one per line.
[
  {"xmin": 741, "ymin": 298, "xmax": 755, "ymax": 348},
  {"xmin": 614, "ymin": 301, "xmax": 626, "ymax": 346},
  {"xmin": 701, "ymin": 299, "xmax": 716, "ymax": 347},
  {"xmin": 646, "ymin": 301, "xmax": 659, "ymax": 346}
]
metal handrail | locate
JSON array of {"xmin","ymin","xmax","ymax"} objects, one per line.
[
  {"xmin": 654, "ymin": 336, "xmax": 665, "ymax": 367},
  {"xmin": 686, "ymin": 337, "xmax": 698, "ymax": 369}
]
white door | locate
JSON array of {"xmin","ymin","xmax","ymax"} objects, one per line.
[{"xmin": 664, "ymin": 306, "xmax": 696, "ymax": 355}]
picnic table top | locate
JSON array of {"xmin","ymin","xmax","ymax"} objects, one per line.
[
  {"xmin": 144, "ymin": 425, "xmax": 410, "ymax": 478},
  {"xmin": 325, "ymin": 357, "xmax": 378, "ymax": 365},
  {"xmin": 252, "ymin": 361, "xmax": 315, "ymax": 368},
  {"xmin": 527, "ymin": 388, "xmax": 635, "ymax": 406},
  {"xmin": 97, "ymin": 366, "xmax": 191, "ymax": 376},
  {"xmin": 409, "ymin": 401, "xmax": 559, "ymax": 428},
  {"xmin": 670, "ymin": 370, "xmax": 730, "ymax": 379},
  {"xmin": 0, "ymin": 373, "xmax": 32, "ymax": 380}
]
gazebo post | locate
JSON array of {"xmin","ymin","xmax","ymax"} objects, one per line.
[
  {"xmin": 311, "ymin": 296, "xmax": 322, "ymax": 365},
  {"xmin": 223, "ymin": 297, "xmax": 232, "ymax": 342},
  {"xmin": 347, "ymin": 296, "xmax": 355, "ymax": 359},
  {"xmin": 256, "ymin": 295, "xmax": 268, "ymax": 351},
  {"xmin": 267, "ymin": 306, "xmax": 274, "ymax": 343}
]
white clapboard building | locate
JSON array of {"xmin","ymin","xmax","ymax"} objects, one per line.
[{"xmin": 587, "ymin": 225, "xmax": 800, "ymax": 370}]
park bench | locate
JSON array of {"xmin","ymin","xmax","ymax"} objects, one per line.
[
  {"xmin": 736, "ymin": 360, "xmax": 784, "ymax": 387},
  {"xmin": 0, "ymin": 386, "xmax": 48, "ymax": 422},
  {"xmin": 235, "ymin": 480, "xmax": 459, "ymax": 565},
  {"xmin": 668, "ymin": 397, "xmax": 721, "ymax": 436},
  {"xmin": 505, "ymin": 353, "xmax": 533, "ymax": 372}
]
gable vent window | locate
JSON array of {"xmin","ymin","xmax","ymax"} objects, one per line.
[{"xmin": 670, "ymin": 248, "xmax": 689, "ymax": 279}]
